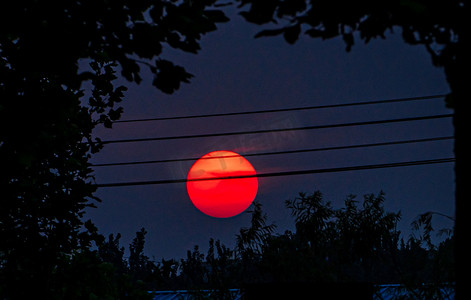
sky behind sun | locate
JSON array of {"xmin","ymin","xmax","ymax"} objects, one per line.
[{"xmin": 86, "ymin": 7, "xmax": 454, "ymax": 259}]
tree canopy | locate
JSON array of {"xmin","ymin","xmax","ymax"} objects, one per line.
[
  {"xmin": 236, "ymin": 0, "xmax": 465, "ymax": 89},
  {"xmin": 1, "ymin": 0, "xmax": 463, "ymax": 297},
  {"xmin": 92, "ymin": 191, "xmax": 454, "ymax": 298},
  {"xmin": 0, "ymin": 0, "xmax": 228, "ymax": 298}
]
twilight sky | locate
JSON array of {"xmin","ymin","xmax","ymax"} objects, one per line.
[{"xmin": 86, "ymin": 8, "xmax": 454, "ymax": 260}]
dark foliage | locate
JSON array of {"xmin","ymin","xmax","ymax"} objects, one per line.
[
  {"xmin": 1, "ymin": 0, "xmax": 462, "ymax": 298},
  {"xmin": 105, "ymin": 192, "xmax": 454, "ymax": 298},
  {"xmin": 1, "ymin": 0, "xmax": 228, "ymax": 298},
  {"xmin": 236, "ymin": 0, "xmax": 465, "ymax": 68}
]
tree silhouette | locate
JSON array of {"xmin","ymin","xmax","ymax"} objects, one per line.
[
  {"xmin": 134, "ymin": 191, "xmax": 453, "ymax": 297},
  {"xmin": 233, "ymin": 0, "xmax": 467, "ymax": 295},
  {"xmin": 1, "ymin": 0, "xmax": 461, "ymax": 297},
  {"xmin": 0, "ymin": 0, "xmax": 228, "ymax": 297},
  {"xmin": 256, "ymin": 191, "xmax": 402, "ymax": 283},
  {"xmin": 99, "ymin": 233, "xmax": 128, "ymax": 275},
  {"xmin": 72, "ymin": 191, "xmax": 452, "ymax": 297},
  {"xmin": 235, "ymin": 201, "xmax": 276, "ymax": 258}
]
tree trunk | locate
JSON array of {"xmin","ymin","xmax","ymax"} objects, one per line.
[
  {"xmin": 453, "ymin": 94, "xmax": 465, "ymax": 299},
  {"xmin": 448, "ymin": 35, "xmax": 470, "ymax": 299}
]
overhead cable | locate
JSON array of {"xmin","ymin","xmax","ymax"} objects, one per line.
[
  {"xmin": 100, "ymin": 114, "xmax": 452, "ymax": 145},
  {"xmin": 91, "ymin": 136, "xmax": 453, "ymax": 167},
  {"xmin": 94, "ymin": 157, "xmax": 455, "ymax": 188},
  {"xmin": 114, "ymin": 94, "xmax": 447, "ymax": 123}
]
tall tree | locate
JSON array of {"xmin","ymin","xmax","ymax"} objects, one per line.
[
  {"xmin": 234, "ymin": 0, "xmax": 466, "ymax": 295},
  {"xmin": 263, "ymin": 191, "xmax": 402, "ymax": 283},
  {"xmin": 0, "ymin": 0, "xmax": 228, "ymax": 298}
]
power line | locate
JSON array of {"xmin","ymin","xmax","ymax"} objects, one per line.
[
  {"xmin": 91, "ymin": 136, "xmax": 453, "ymax": 167},
  {"xmin": 94, "ymin": 157, "xmax": 455, "ymax": 188},
  {"xmin": 114, "ymin": 94, "xmax": 447, "ymax": 123},
  {"xmin": 100, "ymin": 113, "xmax": 452, "ymax": 145}
]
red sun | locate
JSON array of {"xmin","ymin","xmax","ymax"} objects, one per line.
[{"xmin": 187, "ymin": 151, "xmax": 258, "ymax": 218}]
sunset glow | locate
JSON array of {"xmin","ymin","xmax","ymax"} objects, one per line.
[{"xmin": 187, "ymin": 151, "xmax": 258, "ymax": 218}]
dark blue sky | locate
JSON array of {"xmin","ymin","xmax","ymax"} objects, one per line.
[{"xmin": 87, "ymin": 8, "xmax": 454, "ymax": 259}]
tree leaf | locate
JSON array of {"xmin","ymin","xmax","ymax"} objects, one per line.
[
  {"xmin": 283, "ymin": 24, "xmax": 302, "ymax": 44},
  {"xmin": 153, "ymin": 59, "xmax": 194, "ymax": 94}
]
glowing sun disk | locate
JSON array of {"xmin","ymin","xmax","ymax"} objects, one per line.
[{"xmin": 186, "ymin": 151, "xmax": 258, "ymax": 218}]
